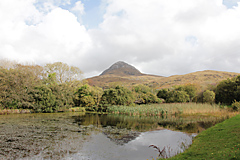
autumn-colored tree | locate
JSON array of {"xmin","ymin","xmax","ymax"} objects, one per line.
[
  {"xmin": 44, "ymin": 62, "xmax": 83, "ymax": 83},
  {"xmin": 0, "ymin": 64, "xmax": 43, "ymax": 109}
]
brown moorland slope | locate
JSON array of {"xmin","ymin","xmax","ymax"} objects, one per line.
[{"xmin": 86, "ymin": 61, "xmax": 240, "ymax": 89}]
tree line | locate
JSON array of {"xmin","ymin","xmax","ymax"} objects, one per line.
[
  {"xmin": 1, "ymin": 59, "xmax": 239, "ymax": 113},
  {"xmin": 157, "ymin": 76, "xmax": 240, "ymax": 111},
  {"xmin": 0, "ymin": 60, "xmax": 160, "ymax": 112}
]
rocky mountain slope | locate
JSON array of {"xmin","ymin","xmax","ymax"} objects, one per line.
[{"xmin": 100, "ymin": 61, "xmax": 142, "ymax": 76}]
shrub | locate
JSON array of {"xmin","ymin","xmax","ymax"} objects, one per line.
[
  {"xmin": 231, "ymin": 100, "xmax": 240, "ymax": 111},
  {"xmin": 203, "ymin": 90, "xmax": 215, "ymax": 104}
]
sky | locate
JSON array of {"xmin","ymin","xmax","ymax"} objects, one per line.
[{"xmin": 1, "ymin": 0, "xmax": 240, "ymax": 78}]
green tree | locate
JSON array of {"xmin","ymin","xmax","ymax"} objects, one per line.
[
  {"xmin": 203, "ymin": 90, "xmax": 215, "ymax": 104},
  {"xmin": 101, "ymin": 85, "xmax": 134, "ymax": 106},
  {"xmin": 215, "ymin": 78, "xmax": 237, "ymax": 105},
  {"xmin": 166, "ymin": 90, "xmax": 190, "ymax": 103},
  {"xmin": 174, "ymin": 84, "xmax": 198, "ymax": 102},
  {"xmin": 183, "ymin": 84, "xmax": 198, "ymax": 102},
  {"xmin": 29, "ymin": 85, "xmax": 56, "ymax": 113},
  {"xmin": 133, "ymin": 85, "xmax": 160, "ymax": 104},
  {"xmin": 74, "ymin": 84, "xmax": 103, "ymax": 108},
  {"xmin": 157, "ymin": 88, "xmax": 169, "ymax": 100}
]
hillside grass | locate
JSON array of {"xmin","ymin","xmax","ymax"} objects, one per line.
[
  {"xmin": 168, "ymin": 114, "xmax": 240, "ymax": 160},
  {"xmin": 87, "ymin": 70, "xmax": 240, "ymax": 89}
]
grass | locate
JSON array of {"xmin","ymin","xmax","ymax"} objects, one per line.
[
  {"xmin": 168, "ymin": 114, "xmax": 240, "ymax": 160},
  {"xmin": 68, "ymin": 107, "xmax": 86, "ymax": 112},
  {"xmin": 107, "ymin": 103, "xmax": 236, "ymax": 118},
  {"xmin": 0, "ymin": 109, "xmax": 32, "ymax": 115}
]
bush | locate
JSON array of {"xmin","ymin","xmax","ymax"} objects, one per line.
[
  {"xmin": 100, "ymin": 85, "xmax": 134, "ymax": 106},
  {"xmin": 166, "ymin": 90, "xmax": 190, "ymax": 103},
  {"xmin": 231, "ymin": 100, "xmax": 240, "ymax": 111},
  {"xmin": 203, "ymin": 90, "xmax": 215, "ymax": 104}
]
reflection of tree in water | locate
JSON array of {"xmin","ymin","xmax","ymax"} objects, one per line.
[
  {"xmin": 72, "ymin": 114, "xmax": 163, "ymax": 145},
  {"xmin": 72, "ymin": 113, "xmax": 160, "ymax": 132},
  {"xmin": 72, "ymin": 113, "xmax": 229, "ymax": 134}
]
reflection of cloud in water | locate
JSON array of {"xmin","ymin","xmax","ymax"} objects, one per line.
[{"xmin": 67, "ymin": 129, "xmax": 193, "ymax": 160}]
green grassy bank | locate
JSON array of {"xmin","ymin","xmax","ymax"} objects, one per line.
[{"xmin": 168, "ymin": 114, "xmax": 240, "ymax": 160}]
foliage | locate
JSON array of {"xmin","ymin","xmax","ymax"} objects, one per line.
[
  {"xmin": 29, "ymin": 85, "xmax": 57, "ymax": 113},
  {"xmin": 44, "ymin": 62, "xmax": 83, "ymax": 83},
  {"xmin": 157, "ymin": 84, "xmax": 198, "ymax": 103},
  {"xmin": 157, "ymin": 88, "xmax": 169, "ymax": 100},
  {"xmin": 182, "ymin": 84, "xmax": 198, "ymax": 102},
  {"xmin": 166, "ymin": 90, "xmax": 190, "ymax": 103},
  {"xmin": 101, "ymin": 85, "xmax": 134, "ymax": 106},
  {"xmin": 0, "ymin": 61, "xmax": 84, "ymax": 112},
  {"xmin": 133, "ymin": 85, "xmax": 160, "ymax": 104},
  {"xmin": 215, "ymin": 76, "xmax": 240, "ymax": 105},
  {"xmin": 0, "ymin": 64, "xmax": 43, "ymax": 109},
  {"xmin": 74, "ymin": 84, "xmax": 103, "ymax": 111},
  {"xmin": 231, "ymin": 100, "xmax": 240, "ymax": 111},
  {"xmin": 203, "ymin": 90, "xmax": 215, "ymax": 104}
]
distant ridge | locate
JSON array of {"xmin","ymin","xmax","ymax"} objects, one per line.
[{"xmin": 100, "ymin": 61, "xmax": 142, "ymax": 76}]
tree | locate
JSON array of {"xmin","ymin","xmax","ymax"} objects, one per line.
[
  {"xmin": 74, "ymin": 84, "xmax": 103, "ymax": 107},
  {"xmin": 30, "ymin": 85, "xmax": 56, "ymax": 113},
  {"xmin": 133, "ymin": 85, "xmax": 160, "ymax": 104},
  {"xmin": 101, "ymin": 85, "xmax": 134, "ymax": 106},
  {"xmin": 44, "ymin": 62, "xmax": 83, "ymax": 83},
  {"xmin": 215, "ymin": 78, "xmax": 236, "ymax": 105},
  {"xmin": 157, "ymin": 88, "xmax": 169, "ymax": 100},
  {"xmin": 0, "ymin": 64, "xmax": 43, "ymax": 109},
  {"xmin": 203, "ymin": 90, "xmax": 215, "ymax": 104},
  {"xmin": 174, "ymin": 84, "xmax": 198, "ymax": 102},
  {"xmin": 166, "ymin": 90, "xmax": 190, "ymax": 103},
  {"xmin": 183, "ymin": 84, "xmax": 198, "ymax": 102}
]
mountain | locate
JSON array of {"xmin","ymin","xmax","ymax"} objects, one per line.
[
  {"xmin": 86, "ymin": 61, "xmax": 240, "ymax": 89},
  {"xmin": 100, "ymin": 61, "xmax": 142, "ymax": 76}
]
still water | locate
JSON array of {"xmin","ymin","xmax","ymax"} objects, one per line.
[{"xmin": 0, "ymin": 113, "xmax": 202, "ymax": 160}]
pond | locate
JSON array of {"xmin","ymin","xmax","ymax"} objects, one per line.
[{"xmin": 0, "ymin": 112, "xmax": 225, "ymax": 160}]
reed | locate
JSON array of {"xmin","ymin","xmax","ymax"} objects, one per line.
[{"xmin": 107, "ymin": 103, "xmax": 237, "ymax": 118}]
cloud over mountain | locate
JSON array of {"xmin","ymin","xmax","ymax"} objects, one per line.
[{"xmin": 1, "ymin": 0, "xmax": 240, "ymax": 78}]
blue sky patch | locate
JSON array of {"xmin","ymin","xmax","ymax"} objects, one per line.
[{"xmin": 222, "ymin": 0, "xmax": 240, "ymax": 8}]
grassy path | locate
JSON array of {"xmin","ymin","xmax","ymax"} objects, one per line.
[{"xmin": 168, "ymin": 114, "xmax": 240, "ymax": 160}]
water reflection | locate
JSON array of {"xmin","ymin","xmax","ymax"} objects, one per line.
[
  {"xmin": 0, "ymin": 112, "xmax": 224, "ymax": 160},
  {"xmin": 68, "ymin": 130, "xmax": 192, "ymax": 160},
  {"xmin": 72, "ymin": 113, "xmax": 226, "ymax": 133}
]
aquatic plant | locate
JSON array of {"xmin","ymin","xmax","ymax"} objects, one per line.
[{"xmin": 149, "ymin": 145, "xmax": 168, "ymax": 159}]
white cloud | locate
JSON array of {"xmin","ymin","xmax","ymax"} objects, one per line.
[
  {"xmin": 0, "ymin": 0, "xmax": 91, "ymax": 71},
  {"xmin": 1, "ymin": 0, "xmax": 240, "ymax": 78},
  {"xmin": 86, "ymin": 0, "xmax": 240, "ymax": 76}
]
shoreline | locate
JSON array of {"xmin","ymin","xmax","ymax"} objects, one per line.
[{"xmin": 168, "ymin": 114, "xmax": 240, "ymax": 159}]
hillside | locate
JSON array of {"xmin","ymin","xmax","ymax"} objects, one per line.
[{"xmin": 87, "ymin": 61, "xmax": 240, "ymax": 89}]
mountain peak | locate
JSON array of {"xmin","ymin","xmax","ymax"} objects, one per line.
[{"xmin": 100, "ymin": 61, "xmax": 142, "ymax": 76}]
